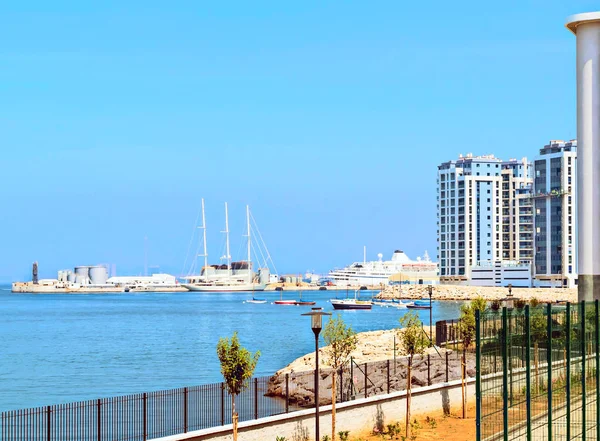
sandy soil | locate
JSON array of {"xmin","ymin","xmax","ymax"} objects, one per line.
[{"xmin": 353, "ymin": 402, "xmax": 476, "ymax": 441}]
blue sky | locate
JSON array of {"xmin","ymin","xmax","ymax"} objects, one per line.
[{"xmin": 0, "ymin": 1, "xmax": 596, "ymax": 282}]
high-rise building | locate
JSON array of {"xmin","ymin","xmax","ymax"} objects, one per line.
[
  {"xmin": 533, "ymin": 140, "xmax": 578, "ymax": 288},
  {"xmin": 437, "ymin": 154, "xmax": 533, "ymax": 284}
]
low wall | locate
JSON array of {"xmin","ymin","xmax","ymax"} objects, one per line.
[{"xmin": 152, "ymin": 378, "xmax": 475, "ymax": 441}]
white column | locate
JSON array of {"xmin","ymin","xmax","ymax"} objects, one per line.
[{"xmin": 567, "ymin": 12, "xmax": 600, "ymax": 301}]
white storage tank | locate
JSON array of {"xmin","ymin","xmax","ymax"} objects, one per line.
[
  {"xmin": 67, "ymin": 271, "xmax": 75, "ymax": 283},
  {"xmin": 89, "ymin": 266, "xmax": 108, "ymax": 285},
  {"xmin": 74, "ymin": 266, "xmax": 90, "ymax": 285}
]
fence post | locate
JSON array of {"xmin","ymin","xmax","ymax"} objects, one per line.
[
  {"xmin": 475, "ymin": 309, "xmax": 481, "ymax": 441},
  {"xmin": 596, "ymin": 299, "xmax": 600, "ymax": 441},
  {"xmin": 446, "ymin": 351, "xmax": 449, "ymax": 382},
  {"xmin": 386, "ymin": 359, "xmax": 390, "ymax": 394},
  {"xmin": 364, "ymin": 363, "xmax": 368, "ymax": 399},
  {"xmin": 525, "ymin": 306, "xmax": 531, "ymax": 441},
  {"xmin": 285, "ymin": 374, "xmax": 289, "ymax": 413},
  {"xmin": 547, "ymin": 302, "xmax": 553, "ymax": 441},
  {"xmin": 581, "ymin": 301, "xmax": 587, "ymax": 441},
  {"xmin": 183, "ymin": 387, "xmax": 188, "ymax": 433},
  {"xmin": 566, "ymin": 303, "xmax": 571, "ymax": 441},
  {"xmin": 254, "ymin": 378, "xmax": 258, "ymax": 420},
  {"xmin": 46, "ymin": 406, "xmax": 51, "ymax": 441},
  {"xmin": 393, "ymin": 336, "xmax": 397, "ymax": 374},
  {"xmin": 350, "ymin": 357, "xmax": 354, "ymax": 398},
  {"xmin": 97, "ymin": 399, "xmax": 101, "ymax": 441},
  {"xmin": 502, "ymin": 307, "xmax": 508, "ymax": 441},
  {"xmin": 220, "ymin": 383, "xmax": 225, "ymax": 426},
  {"xmin": 427, "ymin": 354, "xmax": 431, "ymax": 386},
  {"xmin": 143, "ymin": 393, "xmax": 147, "ymax": 441}
]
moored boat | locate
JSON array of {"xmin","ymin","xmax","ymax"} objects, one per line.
[
  {"xmin": 406, "ymin": 299, "xmax": 431, "ymax": 309},
  {"xmin": 182, "ymin": 201, "xmax": 274, "ymax": 293},
  {"xmin": 330, "ymin": 298, "xmax": 372, "ymax": 310}
]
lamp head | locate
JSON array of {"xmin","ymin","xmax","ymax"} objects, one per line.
[{"xmin": 301, "ymin": 307, "xmax": 332, "ymax": 335}]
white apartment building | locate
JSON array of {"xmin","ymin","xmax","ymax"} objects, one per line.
[
  {"xmin": 533, "ymin": 140, "xmax": 578, "ymax": 288},
  {"xmin": 437, "ymin": 154, "xmax": 533, "ymax": 285}
]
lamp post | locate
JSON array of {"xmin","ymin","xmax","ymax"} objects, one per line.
[
  {"xmin": 428, "ymin": 284, "xmax": 433, "ymax": 346},
  {"xmin": 506, "ymin": 283, "xmax": 514, "ymax": 309},
  {"xmin": 302, "ymin": 307, "xmax": 332, "ymax": 441}
]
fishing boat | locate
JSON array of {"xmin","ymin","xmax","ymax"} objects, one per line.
[{"xmin": 330, "ymin": 289, "xmax": 372, "ymax": 310}]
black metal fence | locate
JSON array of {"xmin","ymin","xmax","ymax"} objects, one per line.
[
  {"xmin": 2, "ymin": 325, "xmax": 473, "ymax": 441},
  {"xmin": 476, "ymin": 301, "xmax": 600, "ymax": 441}
]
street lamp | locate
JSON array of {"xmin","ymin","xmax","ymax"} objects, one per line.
[
  {"xmin": 301, "ymin": 307, "xmax": 332, "ymax": 441},
  {"xmin": 428, "ymin": 285, "xmax": 433, "ymax": 346},
  {"xmin": 506, "ymin": 283, "xmax": 514, "ymax": 309}
]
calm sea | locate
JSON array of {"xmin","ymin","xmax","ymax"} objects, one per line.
[{"xmin": 0, "ymin": 287, "xmax": 461, "ymax": 411}]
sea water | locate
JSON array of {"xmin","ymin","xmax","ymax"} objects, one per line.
[{"xmin": 0, "ymin": 288, "xmax": 462, "ymax": 411}]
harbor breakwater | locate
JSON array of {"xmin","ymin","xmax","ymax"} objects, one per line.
[{"xmin": 379, "ymin": 284, "xmax": 577, "ymax": 303}]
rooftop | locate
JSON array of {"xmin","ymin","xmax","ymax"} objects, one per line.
[{"xmin": 566, "ymin": 11, "xmax": 600, "ymax": 34}]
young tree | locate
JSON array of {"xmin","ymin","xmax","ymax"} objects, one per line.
[
  {"xmin": 398, "ymin": 312, "xmax": 429, "ymax": 439},
  {"xmin": 322, "ymin": 315, "xmax": 358, "ymax": 441},
  {"xmin": 216, "ymin": 332, "xmax": 260, "ymax": 441}
]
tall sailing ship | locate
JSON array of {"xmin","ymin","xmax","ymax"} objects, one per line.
[{"xmin": 181, "ymin": 201, "xmax": 274, "ymax": 292}]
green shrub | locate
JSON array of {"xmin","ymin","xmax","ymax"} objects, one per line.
[
  {"xmin": 338, "ymin": 430, "xmax": 350, "ymax": 441},
  {"xmin": 425, "ymin": 415, "xmax": 437, "ymax": 428}
]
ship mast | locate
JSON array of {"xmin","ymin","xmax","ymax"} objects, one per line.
[
  {"xmin": 247, "ymin": 205, "xmax": 252, "ymax": 282},
  {"xmin": 199, "ymin": 198, "xmax": 208, "ymax": 281},
  {"xmin": 224, "ymin": 202, "xmax": 231, "ymax": 275}
]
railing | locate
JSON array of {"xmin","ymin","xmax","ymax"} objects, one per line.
[
  {"xmin": 476, "ymin": 302, "xmax": 600, "ymax": 441},
  {"xmin": 0, "ymin": 339, "xmax": 471, "ymax": 441}
]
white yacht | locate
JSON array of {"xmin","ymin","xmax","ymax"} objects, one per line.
[
  {"xmin": 326, "ymin": 249, "xmax": 437, "ymax": 287},
  {"xmin": 181, "ymin": 201, "xmax": 273, "ymax": 292}
]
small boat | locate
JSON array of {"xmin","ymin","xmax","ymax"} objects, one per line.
[
  {"xmin": 274, "ymin": 290, "xmax": 297, "ymax": 305},
  {"xmin": 294, "ymin": 291, "xmax": 315, "ymax": 306},
  {"xmin": 274, "ymin": 299, "xmax": 297, "ymax": 305},
  {"xmin": 331, "ymin": 298, "xmax": 372, "ymax": 310},
  {"xmin": 407, "ymin": 299, "xmax": 431, "ymax": 309},
  {"xmin": 246, "ymin": 297, "xmax": 267, "ymax": 304},
  {"xmin": 330, "ymin": 289, "xmax": 372, "ymax": 310}
]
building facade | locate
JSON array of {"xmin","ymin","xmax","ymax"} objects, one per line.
[
  {"xmin": 533, "ymin": 140, "xmax": 578, "ymax": 288},
  {"xmin": 437, "ymin": 154, "xmax": 533, "ymax": 285}
]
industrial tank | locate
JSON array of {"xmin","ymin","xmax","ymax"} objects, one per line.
[
  {"xmin": 74, "ymin": 266, "xmax": 90, "ymax": 285},
  {"xmin": 89, "ymin": 266, "xmax": 108, "ymax": 285},
  {"xmin": 258, "ymin": 268, "xmax": 270, "ymax": 285},
  {"xmin": 66, "ymin": 271, "xmax": 75, "ymax": 283}
]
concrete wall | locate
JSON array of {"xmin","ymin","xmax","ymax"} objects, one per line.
[{"xmin": 152, "ymin": 378, "xmax": 475, "ymax": 441}]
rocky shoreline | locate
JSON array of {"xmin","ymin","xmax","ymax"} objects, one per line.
[
  {"xmin": 266, "ymin": 329, "xmax": 475, "ymax": 407},
  {"xmin": 378, "ymin": 284, "xmax": 576, "ymax": 303}
]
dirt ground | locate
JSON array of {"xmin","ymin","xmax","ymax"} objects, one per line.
[{"xmin": 352, "ymin": 403, "xmax": 476, "ymax": 441}]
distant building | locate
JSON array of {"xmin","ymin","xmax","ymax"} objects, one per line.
[
  {"xmin": 533, "ymin": 140, "xmax": 578, "ymax": 288},
  {"xmin": 437, "ymin": 154, "xmax": 533, "ymax": 285}
]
